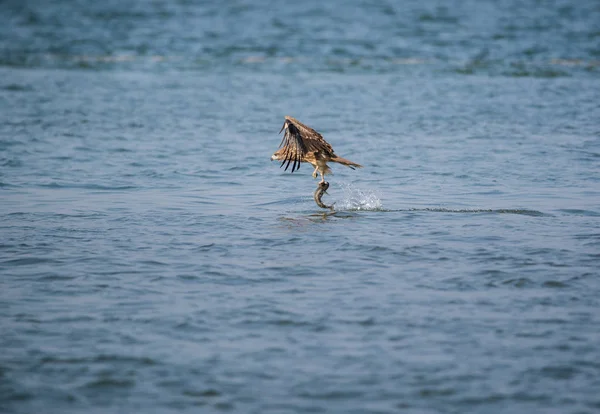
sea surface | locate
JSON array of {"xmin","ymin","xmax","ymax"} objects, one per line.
[{"xmin": 1, "ymin": 1, "xmax": 600, "ymax": 413}]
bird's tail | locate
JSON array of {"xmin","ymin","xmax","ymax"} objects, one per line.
[{"xmin": 331, "ymin": 156, "xmax": 362, "ymax": 170}]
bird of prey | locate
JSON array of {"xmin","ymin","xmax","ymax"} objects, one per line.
[{"xmin": 270, "ymin": 116, "xmax": 362, "ymax": 183}]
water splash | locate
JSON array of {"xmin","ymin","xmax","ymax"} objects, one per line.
[{"xmin": 334, "ymin": 183, "xmax": 383, "ymax": 211}]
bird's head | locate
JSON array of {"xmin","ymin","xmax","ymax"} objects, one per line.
[{"xmin": 271, "ymin": 150, "xmax": 283, "ymax": 161}]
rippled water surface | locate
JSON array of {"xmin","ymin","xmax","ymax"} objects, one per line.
[{"xmin": 1, "ymin": 1, "xmax": 600, "ymax": 413}]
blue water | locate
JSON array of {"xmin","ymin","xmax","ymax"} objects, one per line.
[{"xmin": 1, "ymin": 1, "xmax": 600, "ymax": 413}]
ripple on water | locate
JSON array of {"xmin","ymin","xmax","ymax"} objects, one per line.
[
  {"xmin": 408, "ymin": 208, "xmax": 549, "ymax": 217},
  {"xmin": 558, "ymin": 209, "xmax": 600, "ymax": 217},
  {"xmin": 1, "ymin": 2, "xmax": 599, "ymax": 413}
]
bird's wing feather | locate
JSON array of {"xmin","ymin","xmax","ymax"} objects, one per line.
[{"xmin": 278, "ymin": 116, "xmax": 334, "ymax": 173}]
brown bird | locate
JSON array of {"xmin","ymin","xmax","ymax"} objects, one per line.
[{"xmin": 270, "ymin": 116, "xmax": 362, "ymax": 183}]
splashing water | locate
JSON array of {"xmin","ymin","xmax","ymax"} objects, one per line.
[{"xmin": 334, "ymin": 183, "xmax": 383, "ymax": 211}]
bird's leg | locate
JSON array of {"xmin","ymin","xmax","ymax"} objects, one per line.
[
  {"xmin": 312, "ymin": 166, "xmax": 319, "ymax": 179},
  {"xmin": 319, "ymin": 171, "xmax": 325, "ymax": 184}
]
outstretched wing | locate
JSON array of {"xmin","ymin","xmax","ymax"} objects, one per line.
[{"xmin": 278, "ymin": 116, "xmax": 334, "ymax": 173}]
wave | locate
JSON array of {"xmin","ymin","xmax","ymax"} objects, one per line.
[{"xmin": 404, "ymin": 208, "xmax": 548, "ymax": 217}]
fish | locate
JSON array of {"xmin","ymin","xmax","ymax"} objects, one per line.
[{"xmin": 313, "ymin": 181, "xmax": 335, "ymax": 210}]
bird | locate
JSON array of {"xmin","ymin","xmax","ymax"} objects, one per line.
[{"xmin": 270, "ymin": 116, "xmax": 362, "ymax": 183}]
